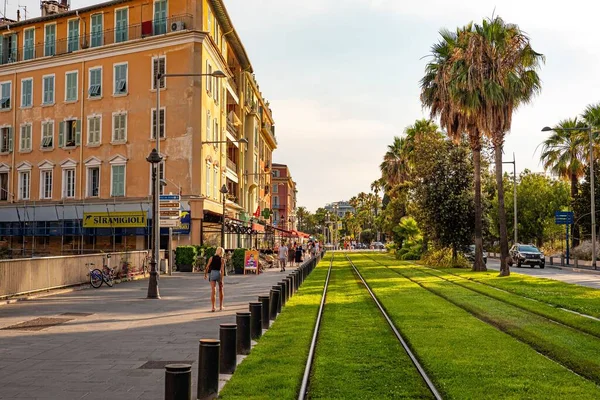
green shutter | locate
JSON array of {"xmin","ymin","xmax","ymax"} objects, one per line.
[
  {"xmin": 75, "ymin": 120, "xmax": 81, "ymax": 145},
  {"xmin": 8, "ymin": 127, "xmax": 13, "ymax": 151},
  {"xmin": 58, "ymin": 121, "xmax": 64, "ymax": 147}
]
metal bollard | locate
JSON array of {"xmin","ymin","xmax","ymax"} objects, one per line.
[
  {"xmin": 574, "ymin": 257, "xmax": 578, "ymax": 268},
  {"xmin": 272, "ymin": 285, "xmax": 282, "ymax": 314},
  {"xmin": 258, "ymin": 295, "xmax": 270, "ymax": 329},
  {"xmin": 279, "ymin": 280, "xmax": 289, "ymax": 303},
  {"xmin": 165, "ymin": 364, "xmax": 192, "ymax": 400},
  {"xmin": 269, "ymin": 289, "xmax": 280, "ymax": 320},
  {"xmin": 288, "ymin": 275, "xmax": 295, "ymax": 295},
  {"xmin": 219, "ymin": 324, "xmax": 237, "ymax": 374},
  {"xmin": 197, "ymin": 339, "xmax": 220, "ymax": 400},
  {"xmin": 285, "ymin": 277, "xmax": 293, "ymax": 299},
  {"xmin": 249, "ymin": 302, "xmax": 262, "ymax": 340},
  {"xmin": 550, "ymin": 256, "xmax": 554, "ymax": 265},
  {"xmin": 236, "ymin": 312, "xmax": 251, "ymax": 355},
  {"xmin": 561, "ymin": 254, "xmax": 565, "ymax": 266},
  {"xmin": 278, "ymin": 281, "xmax": 287, "ymax": 307}
]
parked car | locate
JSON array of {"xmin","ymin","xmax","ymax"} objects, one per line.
[
  {"xmin": 371, "ymin": 242, "xmax": 385, "ymax": 249},
  {"xmin": 509, "ymin": 244, "xmax": 545, "ymax": 268},
  {"xmin": 463, "ymin": 245, "xmax": 487, "ymax": 264}
]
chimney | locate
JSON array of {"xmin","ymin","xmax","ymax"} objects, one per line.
[{"xmin": 16, "ymin": 10, "xmax": 20, "ymax": 22}]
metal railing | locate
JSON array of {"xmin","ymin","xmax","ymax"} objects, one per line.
[{"xmin": 226, "ymin": 158, "xmax": 237, "ymax": 171}]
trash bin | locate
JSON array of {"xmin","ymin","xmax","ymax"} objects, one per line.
[{"xmin": 160, "ymin": 259, "xmax": 169, "ymax": 273}]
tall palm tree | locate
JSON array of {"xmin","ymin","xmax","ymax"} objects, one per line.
[
  {"xmin": 296, "ymin": 206, "xmax": 309, "ymax": 232},
  {"xmin": 464, "ymin": 17, "xmax": 544, "ymax": 276},
  {"xmin": 421, "ymin": 25, "xmax": 488, "ymax": 271},
  {"xmin": 379, "ymin": 137, "xmax": 411, "ymax": 188}
]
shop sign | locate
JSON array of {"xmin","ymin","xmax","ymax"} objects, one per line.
[{"xmin": 83, "ymin": 211, "xmax": 147, "ymax": 228}]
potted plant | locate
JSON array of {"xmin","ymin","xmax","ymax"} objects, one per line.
[
  {"xmin": 175, "ymin": 246, "xmax": 197, "ymax": 272},
  {"xmin": 232, "ymin": 248, "xmax": 246, "ymax": 274}
]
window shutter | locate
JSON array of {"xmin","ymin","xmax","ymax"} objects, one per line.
[
  {"xmin": 58, "ymin": 121, "xmax": 65, "ymax": 147},
  {"xmin": 8, "ymin": 127, "xmax": 13, "ymax": 151},
  {"xmin": 75, "ymin": 120, "xmax": 81, "ymax": 145},
  {"xmin": 206, "ymin": 112, "xmax": 211, "ymax": 141}
]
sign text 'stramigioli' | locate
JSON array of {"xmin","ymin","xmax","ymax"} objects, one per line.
[{"xmin": 83, "ymin": 212, "xmax": 147, "ymax": 228}]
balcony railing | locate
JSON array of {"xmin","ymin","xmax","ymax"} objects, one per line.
[
  {"xmin": 1, "ymin": 14, "xmax": 193, "ymax": 65},
  {"xmin": 226, "ymin": 158, "xmax": 237, "ymax": 172}
]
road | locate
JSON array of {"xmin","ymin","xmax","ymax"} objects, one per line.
[{"xmin": 486, "ymin": 258, "xmax": 600, "ymax": 289}]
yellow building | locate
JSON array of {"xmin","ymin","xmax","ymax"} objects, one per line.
[{"xmin": 0, "ymin": 0, "xmax": 276, "ymax": 256}]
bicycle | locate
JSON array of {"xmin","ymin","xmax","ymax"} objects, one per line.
[
  {"xmin": 141, "ymin": 251, "xmax": 151, "ymax": 277},
  {"xmin": 87, "ymin": 253, "xmax": 115, "ymax": 288}
]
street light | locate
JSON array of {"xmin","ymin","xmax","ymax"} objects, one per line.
[
  {"xmin": 542, "ymin": 125, "xmax": 599, "ymax": 269},
  {"xmin": 146, "ymin": 148, "xmax": 163, "ymax": 299},
  {"xmin": 220, "ymin": 184, "xmax": 229, "ymax": 248},
  {"xmin": 502, "ymin": 153, "xmax": 518, "ymax": 245}
]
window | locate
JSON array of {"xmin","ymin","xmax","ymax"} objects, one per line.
[
  {"xmin": 1, "ymin": 34, "xmax": 17, "ymax": 64},
  {"xmin": 87, "ymin": 116, "xmax": 101, "ymax": 145},
  {"xmin": 151, "ymin": 108, "xmax": 165, "ymax": 138},
  {"xmin": 205, "ymin": 163, "xmax": 211, "ymax": 198},
  {"xmin": 91, "ymin": 14, "xmax": 103, "ymax": 47},
  {"xmin": 67, "ymin": 19, "xmax": 80, "ymax": 52},
  {"xmin": 152, "ymin": 56, "xmax": 165, "ymax": 89},
  {"xmin": 65, "ymin": 71, "xmax": 78, "ymax": 102},
  {"xmin": 0, "ymin": 126, "xmax": 12, "ymax": 153},
  {"xmin": 21, "ymin": 78, "xmax": 32, "ymax": 107},
  {"xmin": 254, "ymin": 154, "xmax": 258, "ymax": 174},
  {"xmin": 214, "ymin": 120, "xmax": 219, "ymax": 144},
  {"xmin": 206, "ymin": 61, "xmax": 212, "ymax": 94},
  {"xmin": 214, "ymin": 78, "xmax": 219, "ymax": 104},
  {"xmin": 20, "ymin": 124, "xmax": 31, "ymax": 152},
  {"xmin": 113, "ymin": 63, "xmax": 127, "ymax": 95},
  {"xmin": 41, "ymin": 121, "xmax": 54, "ymax": 149},
  {"xmin": 154, "ymin": 0, "xmax": 167, "ymax": 35},
  {"xmin": 213, "ymin": 167, "xmax": 218, "ymax": 200},
  {"xmin": 112, "ymin": 113, "xmax": 127, "ymax": 142},
  {"xmin": 206, "ymin": 110, "xmax": 211, "ymax": 141},
  {"xmin": 42, "ymin": 75, "xmax": 54, "ymax": 104},
  {"xmin": 111, "ymin": 165, "xmax": 125, "ymax": 196},
  {"xmin": 23, "ymin": 28, "xmax": 34, "ymax": 60},
  {"xmin": 158, "ymin": 161, "xmax": 165, "ymax": 195},
  {"xmin": 272, "ymin": 184, "xmax": 278, "ymax": 193},
  {"xmin": 0, "ymin": 82, "xmax": 10, "ymax": 110},
  {"xmin": 59, "ymin": 120, "xmax": 81, "ymax": 148},
  {"xmin": 44, "ymin": 24, "xmax": 56, "ymax": 56},
  {"xmin": 254, "ymin": 125, "xmax": 258, "ymax": 146},
  {"xmin": 40, "ymin": 170, "xmax": 53, "ymax": 199},
  {"xmin": 87, "ymin": 167, "xmax": 100, "ymax": 197},
  {"xmin": 273, "ymin": 196, "xmax": 279, "ymax": 207},
  {"xmin": 115, "ymin": 8, "xmax": 128, "ymax": 43},
  {"xmin": 0, "ymin": 172, "xmax": 7, "ymax": 201},
  {"xmin": 63, "ymin": 169, "xmax": 76, "ymax": 198},
  {"xmin": 88, "ymin": 67, "xmax": 102, "ymax": 98},
  {"xmin": 19, "ymin": 171, "xmax": 30, "ymax": 200}
]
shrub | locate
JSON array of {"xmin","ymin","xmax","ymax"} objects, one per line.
[
  {"xmin": 571, "ymin": 240, "xmax": 599, "ymax": 261},
  {"xmin": 175, "ymin": 246, "xmax": 197, "ymax": 266},
  {"xmin": 232, "ymin": 248, "xmax": 247, "ymax": 274},
  {"xmin": 421, "ymin": 247, "xmax": 469, "ymax": 268}
]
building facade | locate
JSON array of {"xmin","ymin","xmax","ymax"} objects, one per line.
[
  {"xmin": 271, "ymin": 163, "xmax": 296, "ymax": 231},
  {"xmin": 324, "ymin": 201, "xmax": 354, "ymax": 218},
  {"xmin": 0, "ymin": 0, "xmax": 276, "ymax": 256}
]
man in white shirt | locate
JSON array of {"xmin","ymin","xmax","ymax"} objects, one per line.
[
  {"xmin": 314, "ymin": 241, "xmax": 320, "ymax": 255},
  {"xmin": 278, "ymin": 242, "xmax": 288, "ymax": 272}
]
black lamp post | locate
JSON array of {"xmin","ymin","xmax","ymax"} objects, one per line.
[
  {"xmin": 220, "ymin": 184, "xmax": 229, "ymax": 248},
  {"xmin": 147, "ymin": 148, "xmax": 162, "ymax": 299}
]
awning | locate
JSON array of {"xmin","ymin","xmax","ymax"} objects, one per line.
[
  {"xmin": 0, "ymin": 202, "xmax": 151, "ymax": 222},
  {"xmin": 252, "ymin": 223, "xmax": 265, "ymax": 232}
]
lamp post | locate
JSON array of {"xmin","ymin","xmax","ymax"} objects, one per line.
[
  {"xmin": 543, "ymin": 126, "xmax": 599, "ymax": 269},
  {"xmin": 147, "ymin": 148, "xmax": 163, "ymax": 299},
  {"xmin": 502, "ymin": 153, "xmax": 518, "ymax": 245},
  {"xmin": 220, "ymin": 184, "xmax": 229, "ymax": 248}
]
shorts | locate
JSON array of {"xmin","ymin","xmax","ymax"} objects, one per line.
[
  {"xmin": 209, "ymin": 270, "xmax": 221, "ymax": 282},
  {"xmin": 279, "ymin": 258, "xmax": 287, "ymax": 265}
]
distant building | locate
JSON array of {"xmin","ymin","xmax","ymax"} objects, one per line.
[
  {"xmin": 324, "ymin": 201, "xmax": 354, "ymax": 218},
  {"xmin": 271, "ymin": 163, "xmax": 296, "ymax": 231}
]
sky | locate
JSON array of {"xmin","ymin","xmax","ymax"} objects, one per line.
[{"xmin": 9, "ymin": 0, "xmax": 600, "ymax": 211}]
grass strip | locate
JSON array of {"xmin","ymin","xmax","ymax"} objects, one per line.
[
  {"xmin": 309, "ymin": 257, "xmax": 433, "ymax": 399},
  {"xmin": 349, "ymin": 253, "xmax": 600, "ymax": 399},
  {"xmin": 219, "ymin": 257, "xmax": 331, "ymax": 400},
  {"xmin": 395, "ymin": 265, "xmax": 600, "ymax": 385},
  {"xmin": 415, "ymin": 265, "xmax": 600, "ymax": 338}
]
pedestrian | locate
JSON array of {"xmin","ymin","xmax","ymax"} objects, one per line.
[
  {"xmin": 288, "ymin": 242, "xmax": 296, "ymax": 266},
  {"xmin": 278, "ymin": 241, "xmax": 288, "ymax": 272},
  {"xmin": 204, "ymin": 247, "xmax": 225, "ymax": 312},
  {"xmin": 314, "ymin": 241, "xmax": 320, "ymax": 256},
  {"xmin": 295, "ymin": 243, "xmax": 303, "ymax": 264},
  {"xmin": 310, "ymin": 241, "xmax": 316, "ymax": 258}
]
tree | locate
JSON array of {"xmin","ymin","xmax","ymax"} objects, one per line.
[
  {"xmin": 573, "ymin": 162, "xmax": 600, "ymax": 242},
  {"xmin": 296, "ymin": 206, "xmax": 310, "ymax": 232},
  {"xmin": 380, "ymin": 137, "xmax": 411, "ymax": 188}
]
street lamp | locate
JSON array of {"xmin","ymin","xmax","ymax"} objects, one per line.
[
  {"xmin": 146, "ymin": 148, "xmax": 163, "ymax": 299},
  {"xmin": 542, "ymin": 125, "xmax": 599, "ymax": 269},
  {"xmin": 502, "ymin": 153, "xmax": 518, "ymax": 245},
  {"xmin": 220, "ymin": 184, "xmax": 229, "ymax": 248}
]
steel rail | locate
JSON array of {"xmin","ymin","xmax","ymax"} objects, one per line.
[
  {"xmin": 345, "ymin": 254, "xmax": 443, "ymax": 400},
  {"xmin": 298, "ymin": 253, "xmax": 334, "ymax": 400}
]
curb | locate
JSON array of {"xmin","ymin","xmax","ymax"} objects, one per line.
[{"xmin": 489, "ymin": 257, "xmax": 600, "ymax": 275}]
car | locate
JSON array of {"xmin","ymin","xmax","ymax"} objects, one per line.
[
  {"xmin": 463, "ymin": 245, "xmax": 487, "ymax": 264},
  {"xmin": 509, "ymin": 244, "xmax": 545, "ymax": 268},
  {"xmin": 371, "ymin": 242, "xmax": 385, "ymax": 250}
]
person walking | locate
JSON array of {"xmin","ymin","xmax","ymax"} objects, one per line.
[
  {"xmin": 278, "ymin": 242, "xmax": 288, "ymax": 272},
  {"xmin": 204, "ymin": 247, "xmax": 225, "ymax": 312},
  {"xmin": 295, "ymin": 243, "xmax": 303, "ymax": 264},
  {"xmin": 288, "ymin": 242, "xmax": 296, "ymax": 266}
]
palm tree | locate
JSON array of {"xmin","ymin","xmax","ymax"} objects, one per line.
[
  {"xmin": 464, "ymin": 17, "xmax": 544, "ymax": 276},
  {"xmin": 380, "ymin": 137, "xmax": 411, "ymax": 188},
  {"xmin": 421, "ymin": 25, "xmax": 488, "ymax": 272},
  {"xmin": 296, "ymin": 206, "xmax": 309, "ymax": 232}
]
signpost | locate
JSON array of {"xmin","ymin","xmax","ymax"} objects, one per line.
[
  {"xmin": 160, "ymin": 194, "xmax": 181, "ymax": 275},
  {"xmin": 555, "ymin": 211, "xmax": 574, "ymax": 264}
]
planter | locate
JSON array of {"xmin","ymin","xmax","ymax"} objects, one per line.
[{"xmin": 178, "ymin": 263, "xmax": 193, "ymax": 272}]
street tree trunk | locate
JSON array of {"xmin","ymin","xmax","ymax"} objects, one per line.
[
  {"xmin": 571, "ymin": 173, "xmax": 580, "ymax": 247},
  {"xmin": 495, "ymin": 141, "xmax": 510, "ymax": 277},
  {"xmin": 472, "ymin": 145, "xmax": 487, "ymax": 271}
]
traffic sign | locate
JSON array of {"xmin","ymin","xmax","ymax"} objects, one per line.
[
  {"xmin": 159, "ymin": 194, "xmax": 180, "ymax": 201},
  {"xmin": 554, "ymin": 211, "xmax": 574, "ymax": 225},
  {"xmin": 160, "ymin": 219, "xmax": 180, "ymax": 228},
  {"xmin": 160, "ymin": 210, "xmax": 180, "ymax": 217}
]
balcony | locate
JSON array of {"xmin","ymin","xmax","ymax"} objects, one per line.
[
  {"xmin": 226, "ymin": 158, "xmax": 237, "ymax": 172},
  {"xmin": 2, "ymin": 14, "xmax": 193, "ymax": 65}
]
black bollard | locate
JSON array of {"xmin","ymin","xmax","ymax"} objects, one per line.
[
  {"xmin": 197, "ymin": 339, "xmax": 220, "ymax": 400},
  {"xmin": 277, "ymin": 281, "xmax": 287, "ymax": 307},
  {"xmin": 280, "ymin": 280, "xmax": 289, "ymax": 303},
  {"xmin": 165, "ymin": 363, "xmax": 192, "ymax": 400},
  {"xmin": 289, "ymin": 274, "xmax": 296, "ymax": 294},
  {"xmin": 258, "ymin": 295, "xmax": 270, "ymax": 329},
  {"xmin": 269, "ymin": 286, "xmax": 281, "ymax": 321},
  {"xmin": 286, "ymin": 277, "xmax": 293, "ymax": 298},
  {"xmin": 249, "ymin": 302, "xmax": 262, "ymax": 340},
  {"xmin": 236, "ymin": 312, "xmax": 251, "ymax": 355},
  {"xmin": 219, "ymin": 324, "xmax": 237, "ymax": 374}
]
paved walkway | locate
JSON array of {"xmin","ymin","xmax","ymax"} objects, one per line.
[{"xmin": 0, "ymin": 263, "xmax": 303, "ymax": 399}]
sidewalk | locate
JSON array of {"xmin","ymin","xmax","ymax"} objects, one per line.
[{"xmin": 0, "ymin": 264, "xmax": 302, "ymax": 399}]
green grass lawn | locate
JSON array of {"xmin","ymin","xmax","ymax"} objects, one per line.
[
  {"xmin": 349, "ymin": 253, "xmax": 600, "ymax": 399},
  {"xmin": 218, "ymin": 257, "xmax": 331, "ymax": 400},
  {"xmin": 309, "ymin": 257, "xmax": 433, "ymax": 399}
]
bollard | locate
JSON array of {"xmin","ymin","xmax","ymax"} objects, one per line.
[
  {"xmin": 272, "ymin": 285, "xmax": 282, "ymax": 314},
  {"xmin": 236, "ymin": 312, "xmax": 251, "ymax": 355},
  {"xmin": 288, "ymin": 275, "xmax": 295, "ymax": 295},
  {"xmin": 286, "ymin": 277, "xmax": 293, "ymax": 299},
  {"xmin": 279, "ymin": 280, "xmax": 289, "ymax": 304},
  {"xmin": 574, "ymin": 257, "xmax": 578, "ymax": 268},
  {"xmin": 278, "ymin": 281, "xmax": 287, "ymax": 307},
  {"xmin": 550, "ymin": 256, "xmax": 554, "ymax": 266},
  {"xmin": 249, "ymin": 302, "xmax": 262, "ymax": 340},
  {"xmin": 258, "ymin": 295, "xmax": 270, "ymax": 329},
  {"xmin": 561, "ymin": 254, "xmax": 565, "ymax": 266},
  {"xmin": 197, "ymin": 339, "xmax": 220, "ymax": 400},
  {"xmin": 219, "ymin": 324, "xmax": 237, "ymax": 374},
  {"xmin": 269, "ymin": 289, "xmax": 279, "ymax": 320},
  {"xmin": 165, "ymin": 364, "xmax": 192, "ymax": 400}
]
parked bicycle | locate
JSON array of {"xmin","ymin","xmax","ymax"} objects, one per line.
[
  {"xmin": 87, "ymin": 253, "xmax": 115, "ymax": 288},
  {"xmin": 142, "ymin": 251, "xmax": 151, "ymax": 277}
]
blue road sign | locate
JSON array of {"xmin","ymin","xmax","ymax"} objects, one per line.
[
  {"xmin": 554, "ymin": 211, "xmax": 574, "ymax": 225},
  {"xmin": 159, "ymin": 194, "xmax": 180, "ymax": 201}
]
